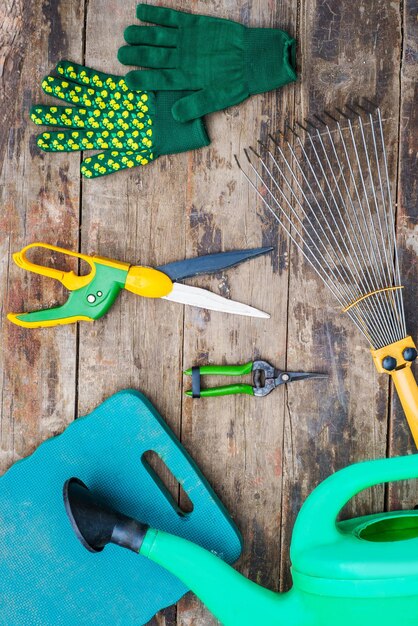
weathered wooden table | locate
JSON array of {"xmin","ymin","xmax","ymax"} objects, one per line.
[{"xmin": 1, "ymin": 1, "xmax": 417, "ymax": 624}]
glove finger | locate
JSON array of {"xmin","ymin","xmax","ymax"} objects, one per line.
[
  {"xmin": 30, "ymin": 105, "xmax": 97, "ymax": 130},
  {"xmin": 81, "ymin": 149, "xmax": 155, "ymax": 178},
  {"xmin": 136, "ymin": 4, "xmax": 194, "ymax": 27},
  {"xmin": 41, "ymin": 74, "xmax": 146, "ymax": 114},
  {"xmin": 31, "ymin": 100, "xmax": 151, "ymax": 141},
  {"xmin": 30, "ymin": 103, "xmax": 145, "ymax": 133},
  {"xmin": 55, "ymin": 60, "xmax": 120, "ymax": 87},
  {"xmin": 118, "ymin": 45, "xmax": 177, "ymax": 69},
  {"xmin": 36, "ymin": 124, "xmax": 152, "ymax": 152},
  {"xmin": 123, "ymin": 24, "xmax": 177, "ymax": 47},
  {"xmin": 53, "ymin": 61, "xmax": 146, "ymax": 111},
  {"xmin": 41, "ymin": 75, "xmax": 99, "ymax": 108},
  {"xmin": 125, "ymin": 68, "xmax": 191, "ymax": 91},
  {"xmin": 172, "ymin": 81, "xmax": 248, "ymax": 121},
  {"xmin": 36, "ymin": 129, "xmax": 91, "ymax": 152}
]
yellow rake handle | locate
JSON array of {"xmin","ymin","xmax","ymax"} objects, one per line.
[
  {"xmin": 371, "ymin": 337, "xmax": 418, "ymax": 448},
  {"xmin": 392, "ymin": 367, "xmax": 418, "ymax": 447}
]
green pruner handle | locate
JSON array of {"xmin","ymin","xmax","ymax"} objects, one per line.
[
  {"xmin": 186, "ymin": 384, "xmax": 255, "ymax": 398},
  {"xmin": 184, "ymin": 362, "xmax": 254, "ymax": 377},
  {"xmin": 184, "ymin": 362, "xmax": 255, "ymax": 397}
]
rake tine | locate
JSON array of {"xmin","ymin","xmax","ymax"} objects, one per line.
[
  {"xmin": 362, "ymin": 97, "xmax": 379, "ymax": 111},
  {"xmin": 335, "ymin": 106, "xmax": 351, "ymax": 119},
  {"xmin": 285, "ymin": 123, "xmax": 300, "ymax": 139},
  {"xmin": 268, "ymin": 133, "xmax": 282, "ymax": 149},
  {"xmin": 257, "ymin": 139, "xmax": 270, "ymax": 152},
  {"xmin": 323, "ymin": 110, "xmax": 339, "ymax": 123},
  {"xmin": 344, "ymin": 103, "xmax": 361, "ymax": 118},
  {"xmin": 312, "ymin": 114, "xmax": 327, "ymax": 127},
  {"xmin": 249, "ymin": 145, "xmax": 262, "ymax": 159},
  {"xmin": 243, "ymin": 148, "xmax": 253, "ymax": 165},
  {"xmin": 295, "ymin": 120, "xmax": 310, "ymax": 132}
]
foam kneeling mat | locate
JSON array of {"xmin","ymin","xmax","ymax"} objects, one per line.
[{"xmin": 0, "ymin": 390, "xmax": 242, "ymax": 625}]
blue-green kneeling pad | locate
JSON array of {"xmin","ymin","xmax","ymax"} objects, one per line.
[{"xmin": 0, "ymin": 390, "xmax": 242, "ymax": 625}]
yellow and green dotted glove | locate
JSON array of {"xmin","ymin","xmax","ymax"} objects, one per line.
[{"xmin": 30, "ymin": 60, "xmax": 210, "ymax": 178}]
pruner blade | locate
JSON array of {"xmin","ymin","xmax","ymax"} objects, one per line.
[{"xmin": 274, "ymin": 370, "xmax": 329, "ymax": 386}]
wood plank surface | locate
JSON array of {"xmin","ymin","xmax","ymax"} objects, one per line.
[
  {"xmin": 179, "ymin": 0, "xmax": 298, "ymax": 617},
  {"xmin": 280, "ymin": 0, "xmax": 406, "ymax": 593},
  {"xmin": 0, "ymin": 1, "xmax": 417, "ymax": 625},
  {"xmin": 389, "ymin": 0, "xmax": 418, "ymax": 505},
  {"xmin": 0, "ymin": 1, "xmax": 84, "ymax": 468}
]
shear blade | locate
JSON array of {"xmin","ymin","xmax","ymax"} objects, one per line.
[
  {"xmin": 158, "ymin": 247, "xmax": 273, "ymax": 281},
  {"xmin": 163, "ymin": 283, "xmax": 270, "ymax": 318}
]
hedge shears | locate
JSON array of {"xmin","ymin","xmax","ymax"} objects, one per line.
[
  {"xmin": 7, "ymin": 243, "xmax": 272, "ymax": 328},
  {"xmin": 184, "ymin": 360, "xmax": 328, "ymax": 397}
]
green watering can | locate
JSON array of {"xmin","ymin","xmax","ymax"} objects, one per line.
[{"xmin": 64, "ymin": 454, "xmax": 418, "ymax": 626}]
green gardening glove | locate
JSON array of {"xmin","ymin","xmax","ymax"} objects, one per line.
[
  {"xmin": 30, "ymin": 60, "xmax": 210, "ymax": 178},
  {"xmin": 118, "ymin": 4, "xmax": 297, "ymax": 122}
]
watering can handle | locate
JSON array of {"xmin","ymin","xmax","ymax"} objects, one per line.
[{"xmin": 292, "ymin": 454, "xmax": 418, "ymax": 553}]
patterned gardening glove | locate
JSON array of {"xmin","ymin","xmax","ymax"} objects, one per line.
[
  {"xmin": 30, "ymin": 60, "xmax": 210, "ymax": 178},
  {"xmin": 118, "ymin": 4, "xmax": 297, "ymax": 122}
]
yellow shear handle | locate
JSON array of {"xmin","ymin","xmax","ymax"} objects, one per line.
[
  {"xmin": 392, "ymin": 367, "xmax": 418, "ymax": 448},
  {"xmin": 125, "ymin": 266, "xmax": 173, "ymax": 298},
  {"xmin": 13, "ymin": 243, "xmax": 96, "ymax": 290}
]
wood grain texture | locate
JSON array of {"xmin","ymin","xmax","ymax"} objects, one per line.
[
  {"xmin": 179, "ymin": 0, "xmax": 297, "ymax": 621},
  {"xmin": 280, "ymin": 0, "xmax": 408, "ymax": 591},
  {"xmin": 0, "ymin": 0, "xmax": 416, "ymax": 625},
  {"xmin": 0, "ymin": 0, "xmax": 84, "ymax": 471},
  {"xmin": 78, "ymin": 2, "xmax": 193, "ymax": 624},
  {"xmin": 388, "ymin": 0, "xmax": 418, "ymax": 504}
]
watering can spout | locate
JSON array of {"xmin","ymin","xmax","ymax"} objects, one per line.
[
  {"xmin": 64, "ymin": 477, "xmax": 302, "ymax": 625},
  {"xmin": 65, "ymin": 456, "xmax": 418, "ymax": 626},
  {"xmin": 140, "ymin": 528, "xmax": 302, "ymax": 625}
]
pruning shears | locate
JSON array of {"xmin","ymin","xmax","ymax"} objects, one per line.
[
  {"xmin": 7, "ymin": 243, "xmax": 272, "ymax": 328},
  {"xmin": 184, "ymin": 360, "xmax": 328, "ymax": 397}
]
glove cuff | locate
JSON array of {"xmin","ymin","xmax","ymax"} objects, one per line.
[
  {"xmin": 244, "ymin": 28, "xmax": 297, "ymax": 95},
  {"xmin": 154, "ymin": 91, "xmax": 210, "ymax": 156}
]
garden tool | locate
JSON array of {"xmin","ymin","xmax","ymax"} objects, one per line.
[
  {"xmin": 30, "ymin": 60, "xmax": 210, "ymax": 178},
  {"xmin": 64, "ymin": 454, "xmax": 418, "ymax": 626},
  {"xmin": 118, "ymin": 4, "xmax": 297, "ymax": 122},
  {"xmin": 0, "ymin": 390, "xmax": 242, "ymax": 625},
  {"xmin": 184, "ymin": 360, "xmax": 327, "ymax": 397},
  {"xmin": 7, "ymin": 243, "xmax": 271, "ymax": 328},
  {"xmin": 237, "ymin": 103, "xmax": 418, "ymax": 445}
]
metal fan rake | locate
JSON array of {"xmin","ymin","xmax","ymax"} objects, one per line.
[{"xmin": 236, "ymin": 102, "xmax": 418, "ymax": 444}]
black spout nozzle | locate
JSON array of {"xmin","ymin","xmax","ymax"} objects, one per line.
[{"xmin": 63, "ymin": 478, "xmax": 148, "ymax": 553}]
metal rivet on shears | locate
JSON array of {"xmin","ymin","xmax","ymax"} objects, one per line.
[
  {"xmin": 97, "ymin": 291, "xmax": 103, "ymax": 297},
  {"xmin": 87, "ymin": 294, "xmax": 96, "ymax": 303}
]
